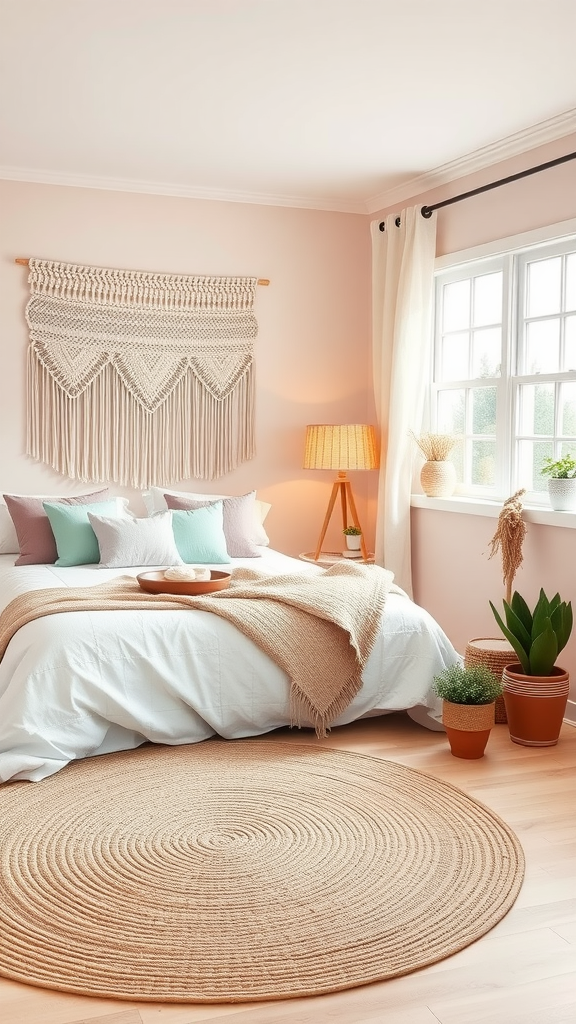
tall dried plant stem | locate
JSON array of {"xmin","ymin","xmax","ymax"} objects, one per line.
[{"xmin": 488, "ymin": 489, "xmax": 527, "ymax": 604}]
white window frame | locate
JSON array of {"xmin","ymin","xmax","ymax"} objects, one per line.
[{"xmin": 426, "ymin": 217, "xmax": 576, "ymax": 519}]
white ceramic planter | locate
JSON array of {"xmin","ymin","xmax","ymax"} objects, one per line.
[
  {"xmin": 547, "ymin": 477, "xmax": 576, "ymax": 511},
  {"xmin": 343, "ymin": 533, "xmax": 362, "ymax": 557}
]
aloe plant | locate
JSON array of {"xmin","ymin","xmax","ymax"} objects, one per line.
[{"xmin": 490, "ymin": 589, "xmax": 573, "ymax": 676}]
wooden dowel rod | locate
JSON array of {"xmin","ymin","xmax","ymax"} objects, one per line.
[{"xmin": 14, "ymin": 257, "xmax": 270, "ymax": 284}]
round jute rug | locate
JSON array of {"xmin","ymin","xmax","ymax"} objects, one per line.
[{"xmin": 0, "ymin": 740, "xmax": 524, "ymax": 1003}]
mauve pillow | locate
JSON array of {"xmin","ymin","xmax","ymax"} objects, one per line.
[
  {"xmin": 165, "ymin": 491, "xmax": 261, "ymax": 557},
  {"xmin": 3, "ymin": 489, "xmax": 109, "ymax": 565}
]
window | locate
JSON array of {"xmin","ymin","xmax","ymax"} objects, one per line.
[{"xmin": 432, "ymin": 234, "xmax": 576, "ymax": 503}]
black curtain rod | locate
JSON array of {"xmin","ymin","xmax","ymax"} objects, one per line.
[{"xmin": 378, "ymin": 149, "xmax": 576, "ymax": 231}]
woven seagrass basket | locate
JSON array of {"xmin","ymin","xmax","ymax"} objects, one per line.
[{"xmin": 464, "ymin": 638, "xmax": 515, "ymax": 725}]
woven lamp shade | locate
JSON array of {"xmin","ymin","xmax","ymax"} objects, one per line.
[{"xmin": 303, "ymin": 424, "xmax": 379, "ymax": 471}]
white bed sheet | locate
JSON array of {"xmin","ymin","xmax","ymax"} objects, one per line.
[{"xmin": 0, "ymin": 550, "xmax": 461, "ymax": 782}]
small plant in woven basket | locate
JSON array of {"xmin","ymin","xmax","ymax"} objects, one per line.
[
  {"xmin": 434, "ymin": 663, "xmax": 502, "ymax": 759},
  {"xmin": 433, "ymin": 663, "xmax": 502, "ymax": 705}
]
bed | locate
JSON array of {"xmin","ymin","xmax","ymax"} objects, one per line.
[{"xmin": 0, "ymin": 544, "xmax": 462, "ymax": 784}]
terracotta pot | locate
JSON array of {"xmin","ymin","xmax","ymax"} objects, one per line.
[
  {"xmin": 502, "ymin": 664, "xmax": 570, "ymax": 747},
  {"xmin": 444, "ymin": 727, "xmax": 492, "ymax": 759},
  {"xmin": 442, "ymin": 700, "xmax": 495, "ymax": 759}
]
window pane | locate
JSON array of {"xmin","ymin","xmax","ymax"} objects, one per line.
[
  {"xmin": 559, "ymin": 382, "xmax": 576, "ymax": 436},
  {"xmin": 561, "ymin": 442, "xmax": 576, "ymax": 461},
  {"xmin": 473, "ymin": 272, "xmax": 502, "ymax": 326},
  {"xmin": 471, "ymin": 387, "xmax": 496, "ymax": 434},
  {"xmin": 565, "ymin": 315, "xmax": 576, "ymax": 371},
  {"xmin": 518, "ymin": 382, "xmax": 554, "ymax": 436},
  {"xmin": 437, "ymin": 389, "xmax": 465, "ymax": 434},
  {"xmin": 439, "ymin": 331, "xmax": 469, "ymax": 381},
  {"xmin": 443, "ymin": 280, "xmax": 470, "ymax": 332},
  {"xmin": 526, "ymin": 256, "xmax": 561, "ymax": 317},
  {"xmin": 566, "ymin": 253, "xmax": 576, "ymax": 312},
  {"xmin": 471, "ymin": 441, "xmax": 495, "ymax": 485},
  {"xmin": 472, "ymin": 327, "xmax": 501, "ymax": 377},
  {"xmin": 518, "ymin": 440, "xmax": 553, "ymax": 492},
  {"xmin": 525, "ymin": 319, "xmax": 560, "ymax": 374}
]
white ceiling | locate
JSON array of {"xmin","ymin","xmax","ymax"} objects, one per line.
[{"xmin": 2, "ymin": 0, "xmax": 576, "ymax": 214}]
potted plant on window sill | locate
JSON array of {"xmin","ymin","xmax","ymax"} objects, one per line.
[
  {"xmin": 342, "ymin": 525, "xmax": 362, "ymax": 558},
  {"xmin": 490, "ymin": 589, "xmax": 573, "ymax": 746},
  {"xmin": 433, "ymin": 663, "xmax": 503, "ymax": 759},
  {"xmin": 540, "ymin": 454, "xmax": 576, "ymax": 511}
]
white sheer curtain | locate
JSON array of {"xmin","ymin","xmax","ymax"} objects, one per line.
[{"xmin": 371, "ymin": 205, "xmax": 437, "ymax": 597}]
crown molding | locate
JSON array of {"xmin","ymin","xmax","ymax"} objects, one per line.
[
  {"xmin": 0, "ymin": 165, "xmax": 366, "ymax": 215},
  {"xmin": 3, "ymin": 107, "xmax": 576, "ymax": 216},
  {"xmin": 365, "ymin": 107, "xmax": 576, "ymax": 215}
]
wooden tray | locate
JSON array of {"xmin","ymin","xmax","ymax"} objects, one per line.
[{"xmin": 136, "ymin": 570, "xmax": 231, "ymax": 596}]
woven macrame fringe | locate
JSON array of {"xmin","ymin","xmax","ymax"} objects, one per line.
[
  {"xmin": 28, "ymin": 259, "xmax": 258, "ymax": 312},
  {"xmin": 27, "ymin": 355, "xmax": 255, "ymax": 487}
]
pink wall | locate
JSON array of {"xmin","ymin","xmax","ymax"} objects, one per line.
[
  {"xmin": 376, "ymin": 132, "xmax": 576, "ymax": 710},
  {"xmin": 0, "ymin": 180, "xmax": 375, "ymax": 558}
]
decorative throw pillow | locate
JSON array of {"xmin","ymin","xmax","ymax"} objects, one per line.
[
  {"xmin": 88, "ymin": 511, "xmax": 183, "ymax": 568},
  {"xmin": 43, "ymin": 498, "xmax": 131, "ymax": 567},
  {"xmin": 3, "ymin": 488, "xmax": 110, "ymax": 565},
  {"xmin": 142, "ymin": 485, "xmax": 271, "ymax": 546},
  {"xmin": 170, "ymin": 503, "xmax": 230, "ymax": 564},
  {"xmin": 0, "ymin": 502, "xmax": 20, "ymax": 555},
  {"xmin": 165, "ymin": 491, "xmax": 261, "ymax": 557}
]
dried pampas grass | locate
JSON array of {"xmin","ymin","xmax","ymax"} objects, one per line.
[
  {"xmin": 488, "ymin": 489, "xmax": 527, "ymax": 603},
  {"xmin": 411, "ymin": 431, "xmax": 458, "ymax": 462}
]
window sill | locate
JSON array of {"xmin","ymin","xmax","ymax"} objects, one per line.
[{"xmin": 410, "ymin": 493, "xmax": 576, "ymax": 529}]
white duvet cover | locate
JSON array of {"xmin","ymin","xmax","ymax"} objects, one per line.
[{"xmin": 0, "ymin": 550, "xmax": 461, "ymax": 782}]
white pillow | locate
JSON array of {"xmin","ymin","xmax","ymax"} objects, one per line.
[
  {"xmin": 142, "ymin": 486, "xmax": 271, "ymax": 545},
  {"xmin": 0, "ymin": 501, "xmax": 19, "ymax": 554},
  {"xmin": 88, "ymin": 510, "xmax": 183, "ymax": 568}
]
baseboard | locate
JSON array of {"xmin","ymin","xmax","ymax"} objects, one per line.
[{"xmin": 564, "ymin": 699, "xmax": 576, "ymax": 726}]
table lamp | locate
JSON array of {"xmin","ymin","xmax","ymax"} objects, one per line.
[{"xmin": 303, "ymin": 423, "xmax": 379, "ymax": 561}]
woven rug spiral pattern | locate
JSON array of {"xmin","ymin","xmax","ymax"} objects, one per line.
[{"xmin": 0, "ymin": 740, "xmax": 524, "ymax": 1003}]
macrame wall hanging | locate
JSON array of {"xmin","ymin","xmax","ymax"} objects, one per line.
[{"xmin": 24, "ymin": 258, "xmax": 259, "ymax": 488}]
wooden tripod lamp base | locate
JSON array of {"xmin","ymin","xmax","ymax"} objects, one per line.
[{"xmin": 313, "ymin": 472, "xmax": 369, "ymax": 561}]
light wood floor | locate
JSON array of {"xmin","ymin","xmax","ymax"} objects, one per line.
[{"xmin": 3, "ymin": 714, "xmax": 576, "ymax": 1024}]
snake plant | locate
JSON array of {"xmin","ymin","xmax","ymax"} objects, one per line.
[{"xmin": 490, "ymin": 589, "xmax": 573, "ymax": 676}]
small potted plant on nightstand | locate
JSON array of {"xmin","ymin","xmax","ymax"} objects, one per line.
[
  {"xmin": 540, "ymin": 454, "xmax": 576, "ymax": 511},
  {"xmin": 342, "ymin": 525, "xmax": 362, "ymax": 558},
  {"xmin": 433, "ymin": 663, "xmax": 503, "ymax": 759}
]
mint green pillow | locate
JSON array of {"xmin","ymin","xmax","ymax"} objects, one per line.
[
  {"xmin": 43, "ymin": 498, "xmax": 130, "ymax": 567},
  {"xmin": 171, "ymin": 503, "xmax": 230, "ymax": 563}
]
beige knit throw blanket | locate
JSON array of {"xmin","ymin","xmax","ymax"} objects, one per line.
[{"xmin": 0, "ymin": 562, "xmax": 394, "ymax": 736}]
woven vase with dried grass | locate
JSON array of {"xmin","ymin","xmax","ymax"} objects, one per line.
[{"xmin": 412, "ymin": 433, "xmax": 458, "ymax": 497}]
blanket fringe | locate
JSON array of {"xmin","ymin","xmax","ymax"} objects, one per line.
[{"xmin": 290, "ymin": 678, "xmax": 361, "ymax": 738}]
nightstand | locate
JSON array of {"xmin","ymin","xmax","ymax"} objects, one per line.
[{"xmin": 299, "ymin": 551, "xmax": 375, "ymax": 566}]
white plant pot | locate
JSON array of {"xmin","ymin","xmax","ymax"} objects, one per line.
[
  {"xmin": 547, "ymin": 477, "xmax": 576, "ymax": 511},
  {"xmin": 420, "ymin": 460, "xmax": 457, "ymax": 498},
  {"xmin": 343, "ymin": 534, "xmax": 362, "ymax": 557}
]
